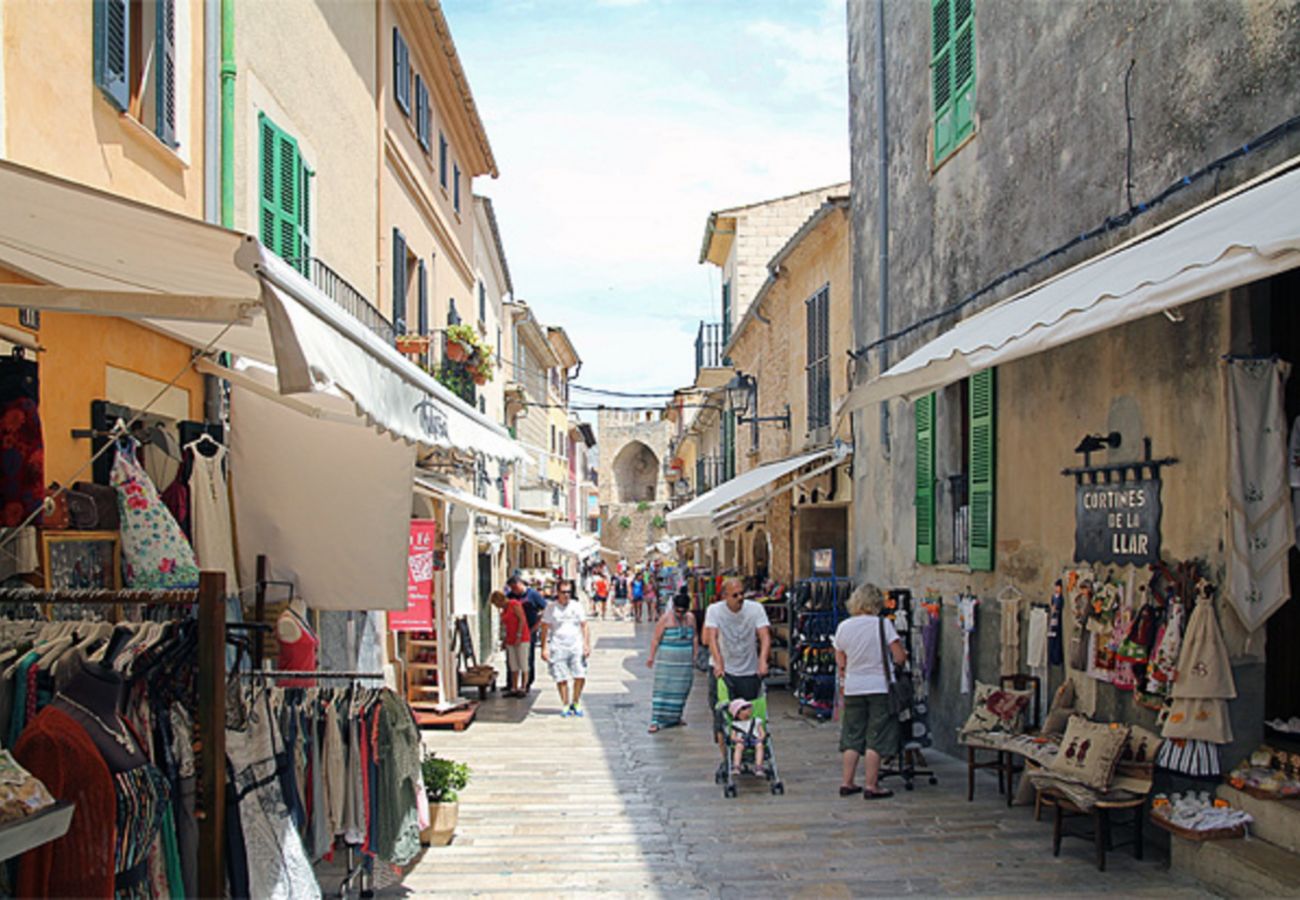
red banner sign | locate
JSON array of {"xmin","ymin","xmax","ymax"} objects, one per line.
[{"xmin": 389, "ymin": 519, "xmax": 437, "ymax": 632}]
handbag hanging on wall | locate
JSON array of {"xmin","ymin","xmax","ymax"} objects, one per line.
[{"xmin": 879, "ymin": 615, "xmax": 913, "ymax": 715}]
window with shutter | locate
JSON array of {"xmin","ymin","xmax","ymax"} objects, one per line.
[
  {"xmin": 415, "ymin": 75, "xmax": 430, "ymax": 151},
  {"xmin": 258, "ymin": 114, "xmax": 310, "ymax": 275},
  {"xmin": 967, "ymin": 368, "xmax": 995, "ymax": 571},
  {"xmin": 931, "ymin": 0, "xmax": 975, "ymax": 166},
  {"xmin": 439, "ymin": 134, "xmax": 448, "ymax": 189},
  {"xmin": 417, "ymin": 259, "xmax": 428, "ymax": 337},
  {"xmin": 805, "ymin": 286, "xmax": 831, "ymax": 434},
  {"xmin": 94, "ymin": 0, "xmax": 130, "ymax": 111},
  {"xmin": 454, "ymin": 164, "xmax": 461, "ymax": 213},
  {"xmin": 915, "ymin": 393, "xmax": 936, "ymax": 564},
  {"xmin": 154, "ymin": 0, "xmax": 177, "ymax": 146},
  {"xmin": 392, "ymin": 228, "xmax": 408, "ymax": 334},
  {"xmin": 393, "ymin": 28, "xmax": 410, "ymax": 116}
]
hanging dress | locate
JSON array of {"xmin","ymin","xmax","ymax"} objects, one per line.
[
  {"xmin": 112, "ymin": 438, "xmax": 200, "ymax": 590},
  {"xmin": 650, "ymin": 612, "xmax": 695, "ymax": 728},
  {"xmin": 189, "ymin": 443, "xmax": 240, "ymax": 593}
]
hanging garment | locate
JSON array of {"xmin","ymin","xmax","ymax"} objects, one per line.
[
  {"xmin": 1156, "ymin": 737, "xmax": 1221, "ymax": 777},
  {"xmin": 1108, "ymin": 578, "xmax": 1137, "ymax": 691},
  {"xmin": 225, "ymin": 693, "xmax": 321, "ymax": 900},
  {"xmin": 1143, "ymin": 592, "xmax": 1185, "ymax": 709},
  {"xmin": 1048, "ymin": 587, "xmax": 1065, "ymax": 667},
  {"xmin": 112, "ymin": 438, "xmax": 201, "ymax": 590},
  {"xmin": 919, "ymin": 607, "xmax": 940, "ymax": 683},
  {"xmin": 1067, "ymin": 584, "xmax": 1092, "ymax": 672},
  {"xmin": 1026, "ymin": 606, "xmax": 1049, "ymax": 715},
  {"xmin": 158, "ymin": 453, "xmax": 192, "ymax": 542},
  {"xmin": 0, "ymin": 357, "xmax": 43, "ymax": 529},
  {"xmin": 1223, "ymin": 359, "xmax": 1294, "ymax": 638},
  {"xmin": 277, "ymin": 609, "xmax": 319, "ymax": 688},
  {"xmin": 112, "ymin": 763, "xmax": 171, "ymax": 900},
  {"xmin": 1162, "ymin": 586, "xmax": 1236, "ymax": 744},
  {"xmin": 958, "ymin": 595, "xmax": 978, "ymax": 694},
  {"xmin": 374, "ymin": 691, "xmax": 421, "ymax": 866},
  {"xmin": 999, "ymin": 595, "xmax": 1020, "ymax": 678},
  {"xmin": 190, "ymin": 444, "xmax": 240, "ymax": 592}
]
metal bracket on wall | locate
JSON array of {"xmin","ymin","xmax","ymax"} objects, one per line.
[{"xmin": 1060, "ymin": 436, "xmax": 1178, "ymax": 485}]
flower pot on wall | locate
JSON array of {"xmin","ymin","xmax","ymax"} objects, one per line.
[
  {"xmin": 396, "ymin": 335, "xmax": 431, "ymax": 355},
  {"xmin": 421, "ymin": 800, "xmax": 459, "ymax": 846},
  {"xmin": 446, "ymin": 339, "xmax": 470, "ymax": 362}
]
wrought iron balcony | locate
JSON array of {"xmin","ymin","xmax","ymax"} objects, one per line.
[
  {"xmin": 695, "ymin": 321, "xmax": 726, "ymax": 377},
  {"xmin": 288, "ymin": 257, "xmax": 396, "ymax": 346}
]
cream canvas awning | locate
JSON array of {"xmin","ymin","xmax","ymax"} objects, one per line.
[
  {"xmin": 666, "ymin": 448, "xmax": 832, "ymax": 539},
  {"xmin": 414, "ymin": 476, "xmax": 547, "ymax": 526},
  {"xmin": 510, "ymin": 522, "xmax": 601, "ymax": 559},
  {"xmin": 0, "ymin": 160, "xmax": 528, "ymax": 464},
  {"xmin": 843, "ymin": 163, "xmax": 1300, "ymax": 410}
]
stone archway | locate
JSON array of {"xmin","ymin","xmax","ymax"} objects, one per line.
[{"xmin": 612, "ymin": 440, "xmax": 660, "ymax": 503}]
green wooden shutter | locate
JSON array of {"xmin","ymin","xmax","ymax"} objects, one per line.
[
  {"xmin": 298, "ymin": 163, "xmax": 312, "ymax": 273},
  {"xmin": 392, "ymin": 228, "xmax": 407, "ymax": 334},
  {"xmin": 259, "ymin": 115, "xmax": 280, "ymax": 257},
  {"xmin": 932, "ymin": 0, "xmax": 975, "ymax": 164},
  {"xmin": 93, "ymin": 0, "xmax": 130, "ymax": 111},
  {"xmin": 155, "ymin": 0, "xmax": 177, "ymax": 146},
  {"xmin": 393, "ymin": 28, "xmax": 410, "ymax": 115},
  {"xmin": 259, "ymin": 115, "xmax": 307, "ymax": 273},
  {"xmin": 968, "ymin": 368, "xmax": 996, "ymax": 571},
  {"xmin": 915, "ymin": 393, "xmax": 936, "ymax": 564}
]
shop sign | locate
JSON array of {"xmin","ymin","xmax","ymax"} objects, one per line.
[
  {"xmin": 390, "ymin": 519, "xmax": 437, "ymax": 631},
  {"xmin": 1074, "ymin": 478, "xmax": 1162, "ymax": 566}
]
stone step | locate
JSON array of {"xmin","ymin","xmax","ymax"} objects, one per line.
[
  {"xmin": 1172, "ymin": 833, "xmax": 1300, "ymax": 897},
  {"xmin": 1217, "ymin": 784, "xmax": 1300, "ymax": 855}
]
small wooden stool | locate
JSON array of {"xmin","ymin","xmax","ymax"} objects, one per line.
[{"xmin": 1042, "ymin": 788, "xmax": 1145, "ymax": 871}]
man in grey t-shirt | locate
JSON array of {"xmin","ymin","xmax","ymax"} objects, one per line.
[{"xmin": 702, "ymin": 577, "xmax": 771, "ymax": 759}]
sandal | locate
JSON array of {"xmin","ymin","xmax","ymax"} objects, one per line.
[
  {"xmin": 839, "ymin": 785, "xmax": 863, "ymax": 796},
  {"xmin": 863, "ymin": 788, "xmax": 894, "ymax": 800}
]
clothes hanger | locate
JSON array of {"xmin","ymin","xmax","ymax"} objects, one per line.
[{"xmin": 184, "ymin": 431, "xmax": 225, "ymax": 458}]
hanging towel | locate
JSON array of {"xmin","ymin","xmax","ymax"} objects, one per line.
[
  {"xmin": 999, "ymin": 596, "xmax": 1021, "ymax": 678},
  {"xmin": 1026, "ymin": 606, "xmax": 1049, "ymax": 716},
  {"xmin": 1162, "ymin": 586, "xmax": 1236, "ymax": 744},
  {"xmin": 1047, "ymin": 584, "xmax": 1065, "ymax": 666},
  {"xmin": 1223, "ymin": 358, "xmax": 1294, "ymax": 640},
  {"xmin": 958, "ymin": 595, "xmax": 978, "ymax": 694}
]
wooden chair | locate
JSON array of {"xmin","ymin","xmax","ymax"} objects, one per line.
[
  {"xmin": 1041, "ymin": 787, "xmax": 1145, "ymax": 872},
  {"xmin": 965, "ymin": 673, "xmax": 1041, "ymax": 804}
]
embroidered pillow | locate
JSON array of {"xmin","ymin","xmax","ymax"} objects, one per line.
[
  {"xmin": 1047, "ymin": 715, "xmax": 1130, "ymax": 791},
  {"xmin": 960, "ymin": 680, "xmax": 1033, "ymax": 736},
  {"xmin": 1121, "ymin": 724, "xmax": 1162, "ymax": 765},
  {"xmin": 1041, "ymin": 705, "xmax": 1075, "ymax": 737}
]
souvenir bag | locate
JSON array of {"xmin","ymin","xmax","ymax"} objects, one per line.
[
  {"xmin": 879, "ymin": 616, "xmax": 913, "ymax": 715},
  {"xmin": 110, "ymin": 437, "xmax": 200, "ymax": 589}
]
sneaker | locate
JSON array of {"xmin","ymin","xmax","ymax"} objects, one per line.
[
  {"xmin": 560, "ymin": 707, "xmax": 573, "ymax": 718},
  {"xmin": 571, "ymin": 704, "xmax": 585, "ymax": 718}
]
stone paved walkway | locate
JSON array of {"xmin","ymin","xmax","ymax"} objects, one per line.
[{"xmin": 388, "ymin": 618, "xmax": 1206, "ymax": 897}]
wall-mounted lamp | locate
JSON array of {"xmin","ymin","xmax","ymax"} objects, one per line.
[
  {"xmin": 1073, "ymin": 431, "xmax": 1121, "ymax": 467},
  {"xmin": 725, "ymin": 371, "xmax": 791, "ymax": 446}
]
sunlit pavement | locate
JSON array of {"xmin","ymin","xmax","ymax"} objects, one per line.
[{"xmin": 377, "ymin": 618, "xmax": 1201, "ymax": 898}]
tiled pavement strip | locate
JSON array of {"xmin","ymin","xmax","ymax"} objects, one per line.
[{"xmin": 361, "ymin": 618, "xmax": 1207, "ymax": 898}]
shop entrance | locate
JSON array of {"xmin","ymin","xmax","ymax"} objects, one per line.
[
  {"xmin": 1265, "ymin": 268, "xmax": 1300, "ymax": 732},
  {"xmin": 478, "ymin": 551, "xmax": 494, "ymax": 660}
]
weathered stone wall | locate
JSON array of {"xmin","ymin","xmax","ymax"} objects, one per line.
[
  {"xmin": 597, "ymin": 409, "xmax": 674, "ymax": 563},
  {"xmin": 846, "ymin": 0, "xmax": 1300, "ymax": 765}
]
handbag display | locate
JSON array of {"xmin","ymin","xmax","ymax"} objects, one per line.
[
  {"xmin": 879, "ymin": 615, "xmax": 913, "ymax": 715},
  {"xmin": 73, "ymin": 481, "xmax": 120, "ymax": 530}
]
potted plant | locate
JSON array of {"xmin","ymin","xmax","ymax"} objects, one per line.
[
  {"xmin": 396, "ymin": 334, "xmax": 431, "ymax": 355},
  {"xmin": 421, "ymin": 752, "xmax": 470, "ymax": 846},
  {"xmin": 445, "ymin": 323, "xmax": 478, "ymax": 363},
  {"xmin": 471, "ymin": 344, "xmax": 494, "ymax": 386}
]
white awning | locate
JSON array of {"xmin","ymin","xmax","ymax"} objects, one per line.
[
  {"xmin": 843, "ymin": 163, "xmax": 1300, "ymax": 409},
  {"xmin": 666, "ymin": 448, "xmax": 832, "ymax": 539},
  {"xmin": 0, "ymin": 160, "xmax": 528, "ymax": 465},
  {"xmin": 413, "ymin": 476, "xmax": 547, "ymax": 526},
  {"xmin": 510, "ymin": 522, "xmax": 601, "ymax": 559}
]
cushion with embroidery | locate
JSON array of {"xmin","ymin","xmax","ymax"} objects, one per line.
[
  {"xmin": 960, "ymin": 680, "xmax": 1033, "ymax": 736},
  {"xmin": 1047, "ymin": 715, "xmax": 1131, "ymax": 791}
]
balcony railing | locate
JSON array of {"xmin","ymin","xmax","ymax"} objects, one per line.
[
  {"xmin": 288, "ymin": 257, "xmax": 396, "ymax": 346},
  {"xmin": 695, "ymin": 321, "xmax": 725, "ymax": 378},
  {"xmin": 695, "ymin": 453, "xmax": 726, "ymax": 495}
]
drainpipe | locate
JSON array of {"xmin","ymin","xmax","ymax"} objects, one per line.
[
  {"xmin": 203, "ymin": 0, "xmax": 219, "ymax": 224},
  {"xmin": 875, "ymin": 0, "xmax": 891, "ymax": 459},
  {"xmin": 220, "ymin": 0, "xmax": 235, "ymax": 229}
]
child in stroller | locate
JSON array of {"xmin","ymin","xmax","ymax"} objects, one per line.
[{"xmin": 715, "ymin": 678, "xmax": 784, "ymax": 797}]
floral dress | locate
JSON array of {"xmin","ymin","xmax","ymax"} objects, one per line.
[{"xmin": 112, "ymin": 438, "xmax": 200, "ymax": 589}]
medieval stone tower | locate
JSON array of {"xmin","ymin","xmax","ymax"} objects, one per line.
[{"xmin": 596, "ymin": 409, "xmax": 674, "ymax": 564}]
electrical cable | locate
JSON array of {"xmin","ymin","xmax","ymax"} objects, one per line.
[
  {"xmin": 852, "ymin": 112, "xmax": 1300, "ymax": 360},
  {"xmin": 570, "ymin": 385, "xmax": 697, "ymax": 398}
]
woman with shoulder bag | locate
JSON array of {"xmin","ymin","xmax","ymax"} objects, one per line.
[{"xmin": 833, "ymin": 583, "xmax": 907, "ymax": 799}]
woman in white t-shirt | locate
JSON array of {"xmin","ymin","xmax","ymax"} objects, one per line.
[{"xmin": 833, "ymin": 583, "xmax": 907, "ymax": 799}]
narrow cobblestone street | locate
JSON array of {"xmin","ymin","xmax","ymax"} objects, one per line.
[{"xmin": 396, "ymin": 619, "xmax": 1205, "ymax": 898}]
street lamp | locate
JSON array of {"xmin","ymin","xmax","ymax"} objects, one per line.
[{"xmin": 725, "ymin": 370, "xmax": 790, "ymax": 446}]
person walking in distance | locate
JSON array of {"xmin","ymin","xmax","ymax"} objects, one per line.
[
  {"xmin": 631, "ymin": 571, "xmax": 646, "ymax": 623},
  {"xmin": 592, "ymin": 569, "xmax": 610, "ymax": 620},
  {"xmin": 540, "ymin": 580, "xmax": 592, "ymax": 717},
  {"xmin": 492, "ymin": 589, "xmax": 530, "ymax": 698},
  {"xmin": 702, "ymin": 577, "xmax": 771, "ymax": 768},
  {"xmin": 508, "ymin": 576, "xmax": 547, "ymax": 693}
]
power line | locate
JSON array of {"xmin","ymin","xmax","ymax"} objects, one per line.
[{"xmin": 570, "ymin": 384, "xmax": 697, "ymax": 399}]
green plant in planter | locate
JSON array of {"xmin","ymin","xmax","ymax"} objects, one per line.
[
  {"xmin": 617, "ymin": 516, "xmax": 632, "ymax": 529},
  {"xmin": 636, "ymin": 500, "xmax": 650, "ymax": 512},
  {"xmin": 650, "ymin": 515, "xmax": 666, "ymax": 529},
  {"xmin": 422, "ymin": 753, "xmax": 470, "ymax": 804},
  {"xmin": 471, "ymin": 343, "xmax": 494, "ymax": 385}
]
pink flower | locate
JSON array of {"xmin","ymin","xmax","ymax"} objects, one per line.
[{"xmin": 158, "ymin": 558, "xmax": 176, "ymax": 574}]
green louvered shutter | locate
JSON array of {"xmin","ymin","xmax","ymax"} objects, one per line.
[
  {"xmin": 259, "ymin": 115, "xmax": 309, "ymax": 274},
  {"xmin": 968, "ymin": 368, "xmax": 996, "ymax": 571},
  {"xmin": 155, "ymin": 0, "xmax": 177, "ymax": 146},
  {"xmin": 915, "ymin": 393, "xmax": 936, "ymax": 564},
  {"xmin": 259, "ymin": 115, "xmax": 281, "ymax": 257},
  {"xmin": 932, "ymin": 0, "xmax": 975, "ymax": 165},
  {"xmin": 93, "ymin": 0, "xmax": 130, "ymax": 111},
  {"xmin": 392, "ymin": 229, "xmax": 407, "ymax": 334}
]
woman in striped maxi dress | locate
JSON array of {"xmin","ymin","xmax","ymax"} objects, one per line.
[{"xmin": 646, "ymin": 589, "xmax": 697, "ymax": 732}]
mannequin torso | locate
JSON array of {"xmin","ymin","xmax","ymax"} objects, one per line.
[{"xmin": 52, "ymin": 657, "xmax": 144, "ymax": 773}]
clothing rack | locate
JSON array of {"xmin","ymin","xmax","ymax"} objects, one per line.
[
  {"xmin": 0, "ymin": 571, "xmax": 227, "ymax": 898},
  {"xmin": 238, "ymin": 669, "xmax": 385, "ymax": 680}
]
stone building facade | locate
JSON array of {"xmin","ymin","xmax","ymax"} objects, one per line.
[
  {"xmin": 597, "ymin": 409, "xmax": 674, "ymax": 563},
  {"xmin": 845, "ymin": 0, "xmax": 1300, "ymax": 782}
]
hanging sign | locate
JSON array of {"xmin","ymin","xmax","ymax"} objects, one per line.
[
  {"xmin": 389, "ymin": 519, "xmax": 437, "ymax": 632},
  {"xmin": 1073, "ymin": 478, "xmax": 1162, "ymax": 566}
]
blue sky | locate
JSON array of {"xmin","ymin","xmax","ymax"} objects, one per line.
[{"xmin": 444, "ymin": 0, "xmax": 849, "ymax": 402}]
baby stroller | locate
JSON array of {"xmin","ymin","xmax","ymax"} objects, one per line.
[{"xmin": 714, "ymin": 678, "xmax": 784, "ymax": 798}]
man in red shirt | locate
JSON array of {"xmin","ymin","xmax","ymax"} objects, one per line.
[
  {"xmin": 593, "ymin": 571, "xmax": 610, "ymax": 620},
  {"xmin": 493, "ymin": 589, "xmax": 531, "ymax": 697}
]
